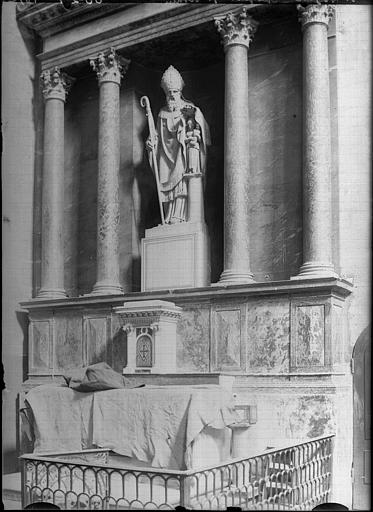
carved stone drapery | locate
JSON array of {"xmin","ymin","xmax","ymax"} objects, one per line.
[
  {"xmin": 37, "ymin": 67, "xmax": 74, "ymax": 299},
  {"xmin": 215, "ymin": 8, "xmax": 258, "ymax": 285},
  {"xmin": 90, "ymin": 48, "xmax": 130, "ymax": 295},
  {"xmin": 294, "ymin": 4, "xmax": 337, "ymax": 278}
]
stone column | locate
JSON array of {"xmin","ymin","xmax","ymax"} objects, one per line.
[
  {"xmin": 294, "ymin": 4, "xmax": 337, "ymax": 278},
  {"xmin": 38, "ymin": 67, "xmax": 74, "ymax": 299},
  {"xmin": 90, "ymin": 48, "xmax": 130, "ymax": 295},
  {"xmin": 215, "ymin": 8, "xmax": 258, "ymax": 285}
]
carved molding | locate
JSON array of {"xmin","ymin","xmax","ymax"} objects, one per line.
[
  {"xmin": 90, "ymin": 47, "xmax": 130, "ymax": 85},
  {"xmin": 16, "ymin": 2, "xmax": 127, "ymax": 38},
  {"xmin": 215, "ymin": 7, "xmax": 258, "ymax": 50},
  {"xmin": 298, "ymin": 4, "xmax": 335, "ymax": 30},
  {"xmin": 40, "ymin": 67, "xmax": 74, "ymax": 101},
  {"xmin": 119, "ymin": 310, "xmax": 181, "ymax": 321}
]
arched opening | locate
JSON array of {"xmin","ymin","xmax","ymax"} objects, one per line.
[{"xmin": 352, "ymin": 325, "xmax": 371, "ymax": 510}]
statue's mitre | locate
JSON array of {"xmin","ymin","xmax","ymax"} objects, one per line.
[{"xmin": 161, "ymin": 65, "xmax": 184, "ymax": 92}]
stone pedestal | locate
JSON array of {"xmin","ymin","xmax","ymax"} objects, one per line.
[
  {"xmin": 114, "ymin": 300, "xmax": 182, "ymax": 373},
  {"xmin": 230, "ymin": 423, "xmax": 252, "ymax": 458},
  {"xmin": 141, "ymin": 222, "xmax": 210, "ymax": 291}
]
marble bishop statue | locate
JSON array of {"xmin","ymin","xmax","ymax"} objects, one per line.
[{"xmin": 147, "ymin": 66, "xmax": 211, "ymax": 224}]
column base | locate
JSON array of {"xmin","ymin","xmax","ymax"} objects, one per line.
[
  {"xmin": 91, "ymin": 281, "xmax": 123, "ymax": 296},
  {"xmin": 291, "ymin": 261, "xmax": 338, "ymax": 280},
  {"xmin": 216, "ymin": 269, "xmax": 255, "ymax": 286},
  {"xmin": 36, "ymin": 288, "xmax": 67, "ymax": 299}
]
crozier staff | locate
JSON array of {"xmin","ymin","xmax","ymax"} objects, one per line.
[{"xmin": 145, "ymin": 66, "xmax": 210, "ymax": 224}]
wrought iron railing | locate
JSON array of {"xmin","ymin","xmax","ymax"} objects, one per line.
[{"xmin": 20, "ymin": 435, "xmax": 334, "ymax": 510}]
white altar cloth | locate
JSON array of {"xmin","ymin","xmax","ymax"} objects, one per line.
[{"xmin": 26, "ymin": 384, "xmax": 237, "ymax": 470}]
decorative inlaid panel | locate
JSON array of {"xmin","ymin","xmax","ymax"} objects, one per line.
[
  {"xmin": 247, "ymin": 299, "xmax": 290, "ymax": 373},
  {"xmin": 296, "ymin": 305, "xmax": 325, "ymax": 367},
  {"xmin": 211, "ymin": 305, "xmax": 245, "ymax": 371},
  {"xmin": 277, "ymin": 394, "xmax": 335, "ymax": 439},
  {"xmin": 31, "ymin": 320, "xmax": 51, "ymax": 370},
  {"xmin": 54, "ymin": 314, "xmax": 83, "ymax": 370},
  {"xmin": 290, "ymin": 298, "xmax": 331, "ymax": 371},
  {"xmin": 84, "ymin": 316, "xmax": 108, "ymax": 365},
  {"xmin": 177, "ymin": 306, "xmax": 210, "ymax": 371},
  {"xmin": 136, "ymin": 333, "xmax": 152, "ymax": 368},
  {"xmin": 332, "ymin": 303, "xmax": 343, "ymax": 364}
]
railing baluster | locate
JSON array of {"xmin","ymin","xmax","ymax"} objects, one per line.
[{"xmin": 20, "ymin": 436, "xmax": 334, "ymax": 510}]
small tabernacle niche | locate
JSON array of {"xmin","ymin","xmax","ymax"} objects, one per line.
[{"xmin": 113, "ymin": 300, "xmax": 182, "ymax": 373}]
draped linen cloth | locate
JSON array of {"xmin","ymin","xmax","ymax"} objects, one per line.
[{"xmin": 25, "ymin": 384, "xmax": 238, "ymax": 469}]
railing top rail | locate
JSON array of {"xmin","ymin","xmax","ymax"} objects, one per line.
[
  {"xmin": 182, "ymin": 434, "xmax": 335, "ymax": 475},
  {"xmin": 21, "ymin": 448, "xmax": 110, "ymax": 457},
  {"xmin": 20, "ymin": 434, "xmax": 335, "ymax": 477},
  {"xmin": 19, "ymin": 453, "xmax": 185, "ymax": 476}
]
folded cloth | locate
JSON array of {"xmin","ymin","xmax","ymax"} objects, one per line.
[{"xmin": 63, "ymin": 362, "xmax": 143, "ymax": 392}]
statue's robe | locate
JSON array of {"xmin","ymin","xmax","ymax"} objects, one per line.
[{"xmin": 155, "ymin": 101, "xmax": 210, "ymax": 222}]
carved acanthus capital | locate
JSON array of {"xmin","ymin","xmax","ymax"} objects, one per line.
[
  {"xmin": 215, "ymin": 8, "xmax": 258, "ymax": 50},
  {"xmin": 90, "ymin": 48, "xmax": 130, "ymax": 85},
  {"xmin": 298, "ymin": 3, "xmax": 335, "ymax": 30},
  {"xmin": 150, "ymin": 322, "xmax": 159, "ymax": 333},
  {"xmin": 40, "ymin": 67, "xmax": 74, "ymax": 102},
  {"xmin": 122, "ymin": 323, "xmax": 134, "ymax": 334}
]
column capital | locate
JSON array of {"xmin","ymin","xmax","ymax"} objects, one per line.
[
  {"xmin": 298, "ymin": 3, "xmax": 335, "ymax": 30},
  {"xmin": 122, "ymin": 323, "xmax": 134, "ymax": 334},
  {"xmin": 40, "ymin": 67, "xmax": 74, "ymax": 102},
  {"xmin": 214, "ymin": 7, "xmax": 258, "ymax": 50},
  {"xmin": 90, "ymin": 47, "xmax": 130, "ymax": 86}
]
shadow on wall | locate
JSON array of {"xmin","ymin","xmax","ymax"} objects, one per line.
[
  {"xmin": 85, "ymin": 324, "xmax": 128, "ymax": 374},
  {"xmin": 16, "ymin": 310, "xmax": 29, "ymax": 383}
]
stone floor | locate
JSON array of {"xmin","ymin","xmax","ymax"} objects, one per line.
[{"xmin": 2, "ymin": 472, "xmax": 21, "ymax": 510}]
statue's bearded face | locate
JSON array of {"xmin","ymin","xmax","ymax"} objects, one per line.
[{"xmin": 166, "ymin": 89, "xmax": 182, "ymax": 111}]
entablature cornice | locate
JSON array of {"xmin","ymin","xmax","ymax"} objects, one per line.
[
  {"xmin": 19, "ymin": 277, "xmax": 353, "ymax": 313},
  {"xmin": 16, "ymin": 1, "xmax": 132, "ymax": 39},
  {"xmin": 22, "ymin": 3, "xmax": 253, "ymax": 71}
]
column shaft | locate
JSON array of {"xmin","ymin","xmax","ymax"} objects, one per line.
[
  {"xmin": 223, "ymin": 44, "xmax": 252, "ymax": 279},
  {"xmin": 295, "ymin": 5, "xmax": 337, "ymax": 278},
  {"xmin": 40, "ymin": 99, "xmax": 65, "ymax": 297},
  {"xmin": 90, "ymin": 48, "xmax": 129, "ymax": 295},
  {"xmin": 215, "ymin": 8, "xmax": 257, "ymax": 284},
  {"xmin": 38, "ymin": 67, "xmax": 73, "ymax": 299},
  {"xmin": 93, "ymin": 80, "xmax": 122, "ymax": 294}
]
